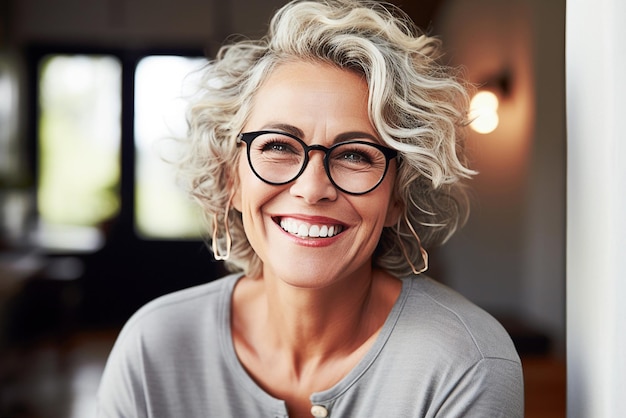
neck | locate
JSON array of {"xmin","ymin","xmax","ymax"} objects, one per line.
[
  {"xmin": 231, "ymin": 265, "xmax": 402, "ymax": 412},
  {"xmin": 235, "ymin": 265, "xmax": 401, "ymax": 368},
  {"xmin": 268, "ymin": 270, "xmax": 374, "ymax": 356}
]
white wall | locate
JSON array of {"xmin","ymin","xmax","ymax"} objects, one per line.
[{"xmin": 566, "ymin": 0, "xmax": 626, "ymax": 415}]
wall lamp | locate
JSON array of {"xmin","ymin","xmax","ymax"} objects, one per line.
[{"xmin": 469, "ymin": 71, "xmax": 512, "ymax": 134}]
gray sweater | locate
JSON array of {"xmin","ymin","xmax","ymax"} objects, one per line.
[{"xmin": 96, "ymin": 274, "xmax": 523, "ymax": 417}]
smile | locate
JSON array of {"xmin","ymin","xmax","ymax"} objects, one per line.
[{"xmin": 278, "ymin": 218, "xmax": 344, "ymax": 238}]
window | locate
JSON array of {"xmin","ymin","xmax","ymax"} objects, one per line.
[
  {"xmin": 37, "ymin": 55, "xmax": 121, "ymax": 251},
  {"xmin": 34, "ymin": 51, "xmax": 207, "ymax": 251},
  {"xmin": 26, "ymin": 47, "xmax": 223, "ymax": 330},
  {"xmin": 134, "ymin": 56, "xmax": 207, "ymax": 239}
]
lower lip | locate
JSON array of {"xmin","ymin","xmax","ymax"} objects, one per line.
[{"xmin": 276, "ymin": 223, "xmax": 344, "ymax": 248}]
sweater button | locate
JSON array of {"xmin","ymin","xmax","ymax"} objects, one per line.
[{"xmin": 310, "ymin": 405, "xmax": 328, "ymax": 417}]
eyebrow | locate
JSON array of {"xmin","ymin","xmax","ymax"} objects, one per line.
[
  {"xmin": 262, "ymin": 123, "xmax": 304, "ymax": 139},
  {"xmin": 261, "ymin": 123, "xmax": 380, "ymax": 144}
]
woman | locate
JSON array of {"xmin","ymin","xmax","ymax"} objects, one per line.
[{"xmin": 97, "ymin": 1, "xmax": 524, "ymax": 417}]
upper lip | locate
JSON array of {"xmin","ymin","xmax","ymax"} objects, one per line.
[{"xmin": 271, "ymin": 214, "xmax": 346, "ymax": 227}]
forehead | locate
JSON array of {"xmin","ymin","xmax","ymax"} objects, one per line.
[
  {"xmin": 246, "ymin": 61, "xmax": 373, "ymax": 135},
  {"xmin": 259, "ymin": 60, "xmax": 368, "ymax": 94}
]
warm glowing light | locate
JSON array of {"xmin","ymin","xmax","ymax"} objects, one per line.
[{"xmin": 470, "ymin": 91, "xmax": 499, "ymax": 134}]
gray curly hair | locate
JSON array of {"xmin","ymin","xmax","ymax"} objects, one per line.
[{"xmin": 179, "ymin": 0, "xmax": 475, "ymax": 278}]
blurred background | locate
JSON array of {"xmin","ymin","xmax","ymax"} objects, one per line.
[{"xmin": 0, "ymin": 0, "xmax": 565, "ymax": 416}]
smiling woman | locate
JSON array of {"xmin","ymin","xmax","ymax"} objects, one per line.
[
  {"xmin": 96, "ymin": 1, "xmax": 524, "ymax": 417},
  {"xmin": 231, "ymin": 61, "xmax": 400, "ymax": 291}
]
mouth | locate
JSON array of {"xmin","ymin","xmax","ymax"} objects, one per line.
[{"xmin": 275, "ymin": 217, "xmax": 344, "ymax": 238}]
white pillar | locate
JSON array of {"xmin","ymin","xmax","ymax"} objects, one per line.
[{"xmin": 566, "ymin": 0, "xmax": 626, "ymax": 416}]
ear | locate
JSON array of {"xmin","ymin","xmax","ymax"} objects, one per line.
[
  {"xmin": 230, "ymin": 152, "xmax": 244, "ymax": 212},
  {"xmin": 231, "ymin": 180, "xmax": 242, "ymax": 212},
  {"xmin": 384, "ymin": 197, "xmax": 403, "ymax": 227}
]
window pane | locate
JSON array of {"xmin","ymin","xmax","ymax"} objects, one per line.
[
  {"xmin": 134, "ymin": 56, "xmax": 207, "ymax": 239},
  {"xmin": 38, "ymin": 55, "xmax": 121, "ymax": 251}
]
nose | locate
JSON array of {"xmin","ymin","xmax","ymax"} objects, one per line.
[{"xmin": 289, "ymin": 151, "xmax": 338, "ymax": 204}]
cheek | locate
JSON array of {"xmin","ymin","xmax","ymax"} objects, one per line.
[
  {"xmin": 384, "ymin": 196, "xmax": 402, "ymax": 227},
  {"xmin": 235, "ymin": 156, "xmax": 281, "ymax": 218},
  {"xmin": 381, "ymin": 168, "xmax": 401, "ymax": 227},
  {"xmin": 354, "ymin": 198, "xmax": 393, "ymax": 236}
]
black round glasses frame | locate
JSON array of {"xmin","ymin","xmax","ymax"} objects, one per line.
[{"xmin": 237, "ymin": 130, "xmax": 398, "ymax": 195}]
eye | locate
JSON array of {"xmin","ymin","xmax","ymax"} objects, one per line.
[
  {"xmin": 254, "ymin": 134, "xmax": 301, "ymax": 155},
  {"xmin": 339, "ymin": 150, "xmax": 372, "ymax": 164},
  {"xmin": 335, "ymin": 153, "xmax": 369, "ymax": 167},
  {"xmin": 333, "ymin": 145, "xmax": 380, "ymax": 166},
  {"xmin": 262, "ymin": 140, "xmax": 297, "ymax": 154}
]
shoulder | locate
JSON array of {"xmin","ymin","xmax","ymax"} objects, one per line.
[
  {"xmin": 97, "ymin": 274, "xmax": 243, "ymax": 413},
  {"xmin": 114, "ymin": 273, "xmax": 240, "ymax": 348},
  {"xmin": 379, "ymin": 276, "xmax": 524, "ymax": 415},
  {"xmin": 397, "ymin": 276, "xmax": 520, "ymax": 364}
]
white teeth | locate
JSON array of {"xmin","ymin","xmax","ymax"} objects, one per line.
[{"xmin": 279, "ymin": 219, "xmax": 342, "ymax": 238}]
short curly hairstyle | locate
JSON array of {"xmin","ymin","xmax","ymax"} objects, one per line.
[{"xmin": 179, "ymin": 0, "xmax": 475, "ymax": 279}]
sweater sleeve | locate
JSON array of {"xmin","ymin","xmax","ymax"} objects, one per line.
[{"xmin": 434, "ymin": 357, "xmax": 524, "ymax": 417}]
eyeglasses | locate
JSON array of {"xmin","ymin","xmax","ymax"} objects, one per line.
[{"xmin": 237, "ymin": 130, "xmax": 398, "ymax": 195}]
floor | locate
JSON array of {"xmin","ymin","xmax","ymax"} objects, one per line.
[
  {"xmin": 0, "ymin": 330, "xmax": 116, "ymax": 418},
  {"xmin": 0, "ymin": 329, "xmax": 566, "ymax": 418},
  {"xmin": 522, "ymin": 355, "xmax": 567, "ymax": 418}
]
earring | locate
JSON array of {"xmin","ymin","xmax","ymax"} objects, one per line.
[
  {"xmin": 397, "ymin": 213, "xmax": 429, "ymax": 275},
  {"xmin": 211, "ymin": 202, "xmax": 232, "ymax": 261}
]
